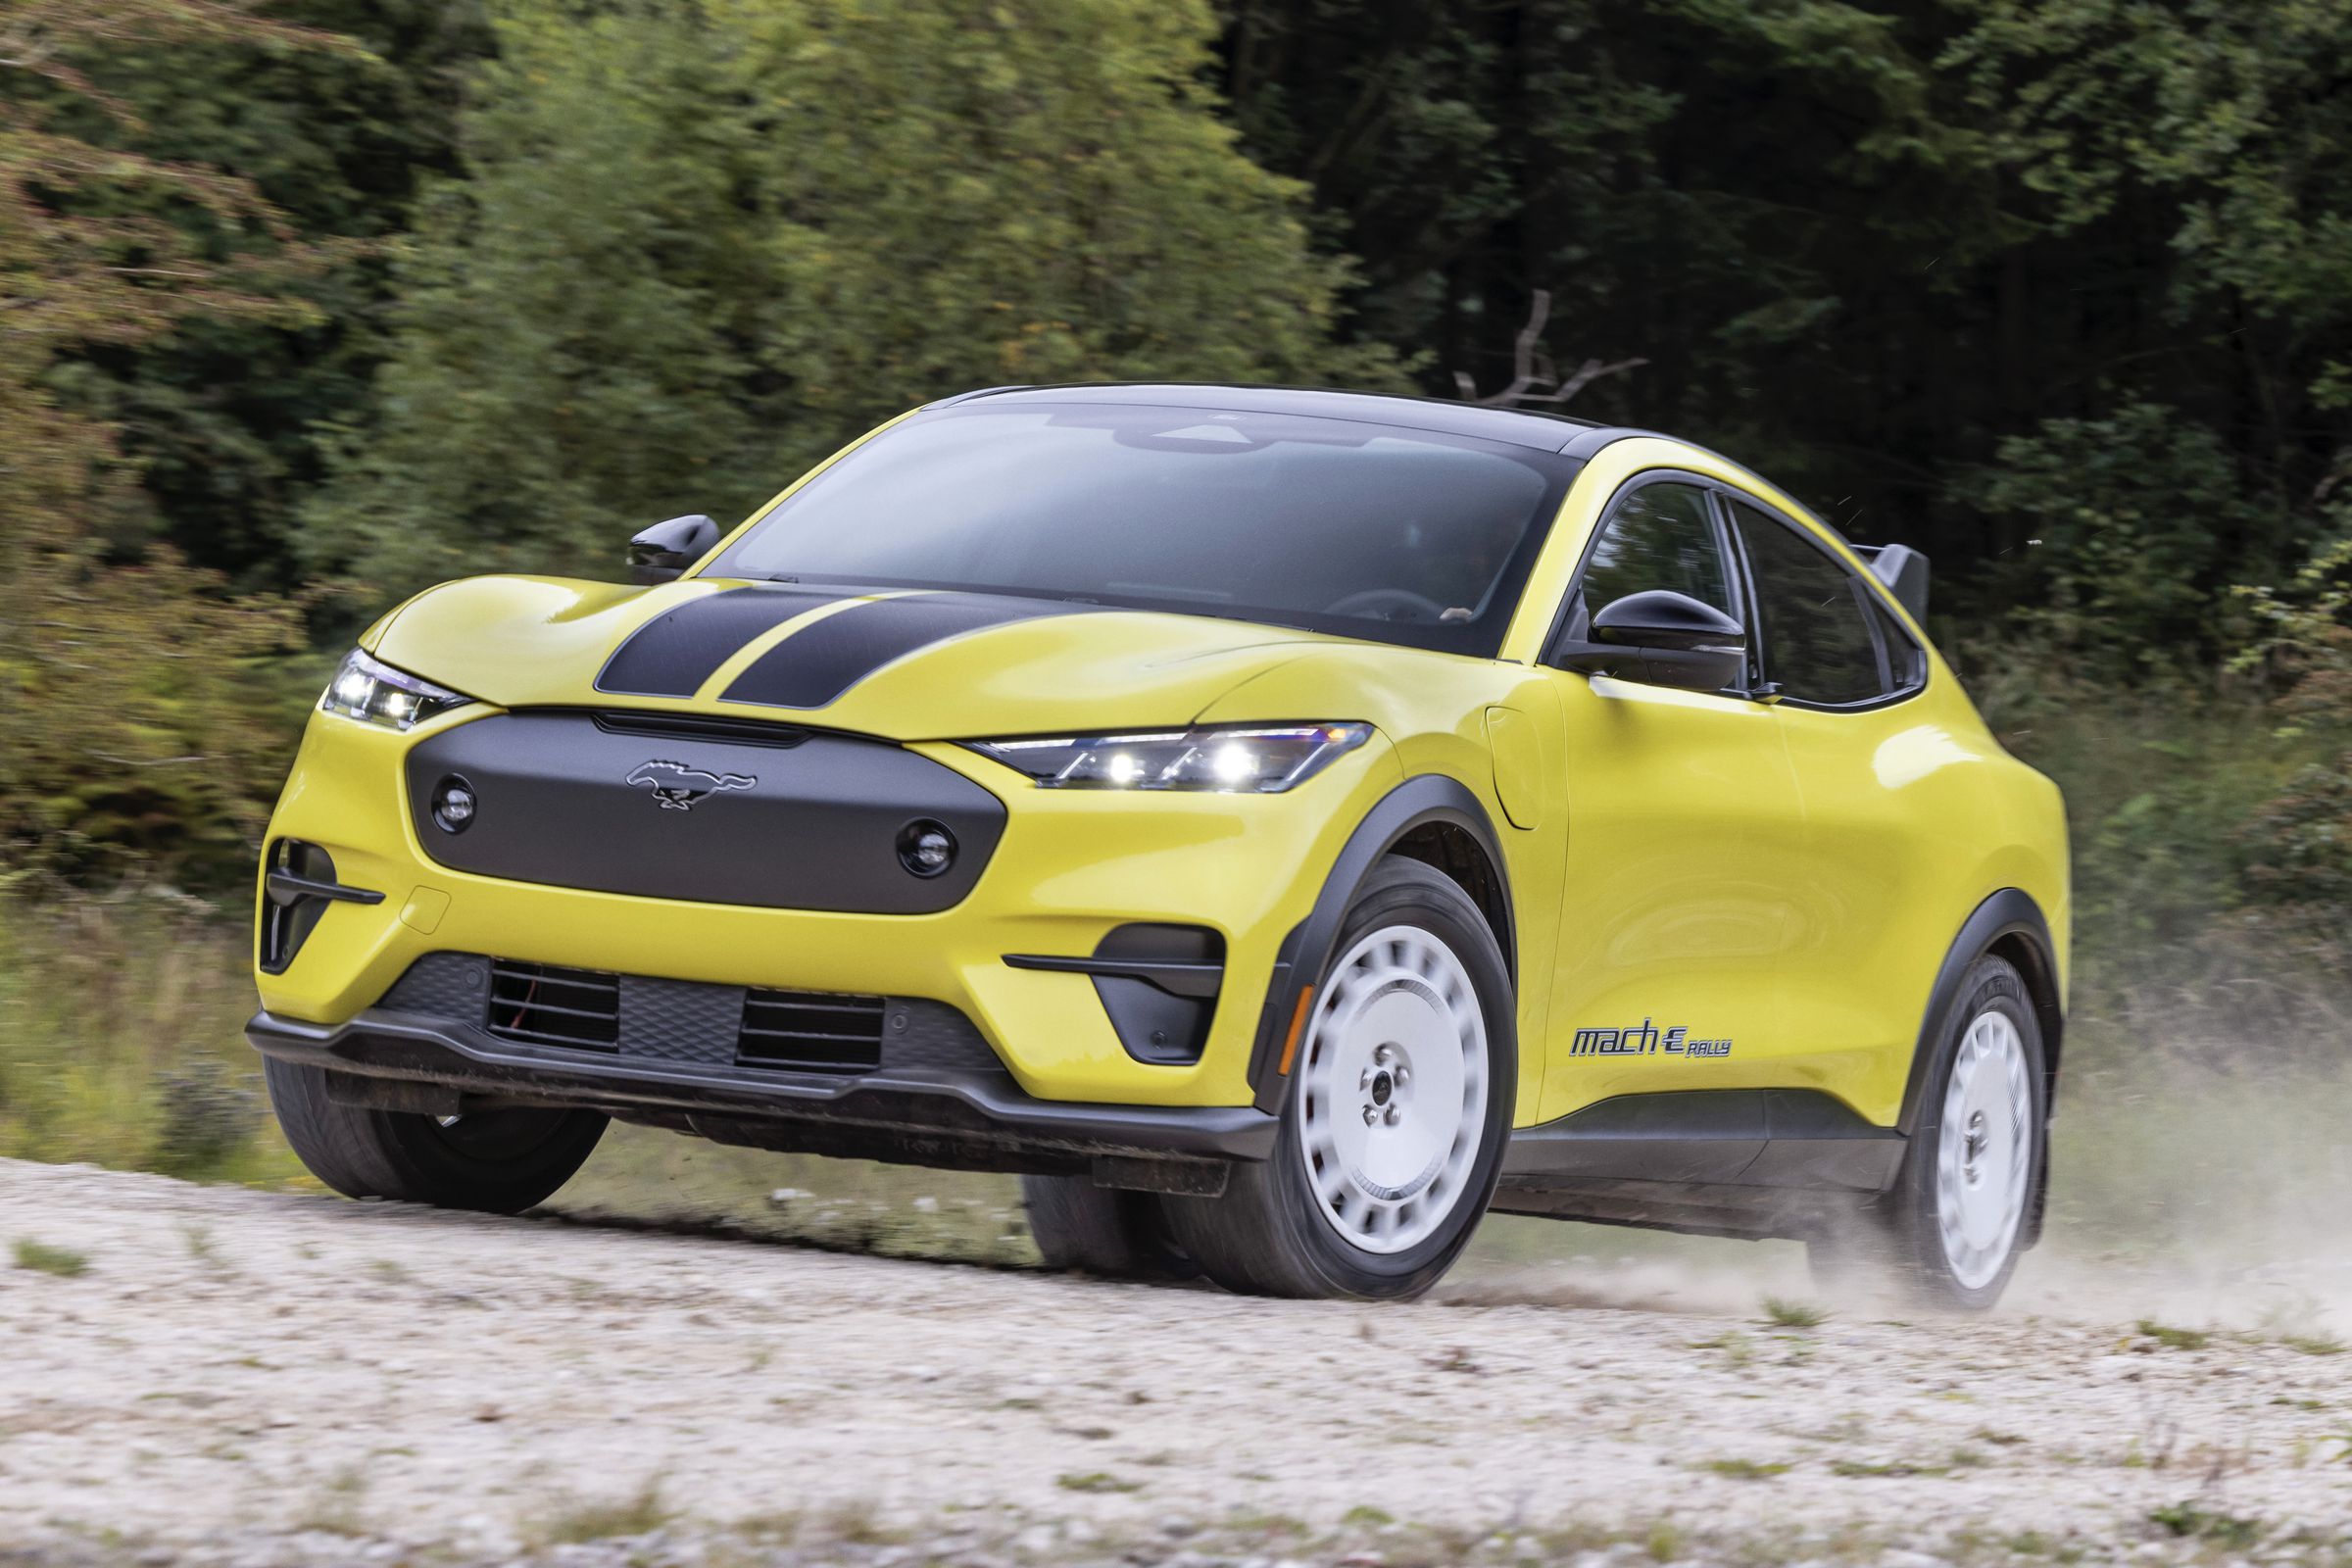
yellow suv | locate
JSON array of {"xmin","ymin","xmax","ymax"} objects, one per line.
[{"xmin": 251, "ymin": 385, "xmax": 2068, "ymax": 1307}]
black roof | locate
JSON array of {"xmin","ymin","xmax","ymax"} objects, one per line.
[
  {"xmin": 921, "ymin": 382, "xmax": 1867, "ymax": 552},
  {"xmin": 932, "ymin": 382, "xmax": 1626, "ymax": 455}
]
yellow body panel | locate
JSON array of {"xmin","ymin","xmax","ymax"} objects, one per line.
[
  {"xmin": 1514, "ymin": 438, "xmax": 2069, "ymax": 1126},
  {"xmin": 261, "ymin": 418, "xmax": 2068, "ymax": 1134}
]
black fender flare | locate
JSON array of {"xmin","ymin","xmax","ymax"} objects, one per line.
[
  {"xmin": 1245, "ymin": 775, "xmax": 1513, "ymax": 1113},
  {"xmin": 1895, "ymin": 888, "xmax": 2065, "ymax": 1245},
  {"xmin": 1895, "ymin": 888, "xmax": 2065, "ymax": 1138}
]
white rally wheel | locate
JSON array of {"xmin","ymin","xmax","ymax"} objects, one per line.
[
  {"xmin": 1293, "ymin": 923, "xmax": 1490, "ymax": 1255},
  {"xmin": 1934, "ymin": 1007, "xmax": 2034, "ymax": 1291}
]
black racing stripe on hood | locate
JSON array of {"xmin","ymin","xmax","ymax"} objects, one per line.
[
  {"xmin": 594, "ymin": 585, "xmax": 850, "ymax": 698},
  {"xmin": 719, "ymin": 593, "xmax": 1083, "ymax": 710}
]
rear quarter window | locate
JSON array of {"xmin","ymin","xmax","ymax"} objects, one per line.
[{"xmin": 1731, "ymin": 500, "xmax": 1894, "ymax": 708}]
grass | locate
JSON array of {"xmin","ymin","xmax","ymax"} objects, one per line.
[
  {"xmin": 0, "ymin": 892, "xmax": 300, "ymax": 1184},
  {"xmin": 1760, "ymin": 1295, "xmax": 1828, "ymax": 1329},
  {"xmin": 12, "ymin": 1238, "xmax": 89, "ymax": 1277},
  {"xmin": 2147, "ymin": 1503, "xmax": 2263, "ymax": 1548},
  {"xmin": 2282, "ymin": 1333, "xmax": 2347, "ymax": 1356},
  {"xmin": 291, "ymin": 1467, "xmax": 370, "ymax": 1537},
  {"xmin": 1702, "ymin": 1458, "xmax": 1788, "ymax": 1481},
  {"xmin": 2134, "ymin": 1319, "xmax": 2213, "ymax": 1351},
  {"xmin": 1689, "ymin": 1331, "xmax": 1757, "ymax": 1366},
  {"xmin": 531, "ymin": 1480, "xmax": 671, "ymax": 1545},
  {"xmin": 1054, "ymin": 1471, "xmax": 1143, "ymax": 1494}
]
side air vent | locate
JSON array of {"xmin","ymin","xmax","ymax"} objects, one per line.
[
  {"xmin": 737, "ymin": 989, "xmax": 885, "ymax": 1073},
  {"xmin": 486, "ymin": 959, "xmax": 621, "ymax": 1050}
]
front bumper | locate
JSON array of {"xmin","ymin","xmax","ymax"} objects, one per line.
[
  {"xmin": 254, "ymin": 704, "xmax": 1405, "ymax": 1109},
  {"xmin": 246, "ymin": 1008, "xmax": 1277, "ymax": 1172}
]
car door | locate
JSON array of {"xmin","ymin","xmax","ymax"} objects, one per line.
[
  {"xmin": 1536, "ymin": 476, "xmax": 1811, "ymax": 1122},
  {"xmin": 1722, "ymin": 495, "xmax": 1951, "ymax": 1125}
]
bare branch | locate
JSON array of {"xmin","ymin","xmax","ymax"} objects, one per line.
[{"xmin": 1454, "ymin": 289, "xmax": 1645, "ymax": 410}]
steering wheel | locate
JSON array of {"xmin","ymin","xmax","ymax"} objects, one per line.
[{"xmin": 1323, "ymin": 586, "xmax": 1449, "ymax": 622}]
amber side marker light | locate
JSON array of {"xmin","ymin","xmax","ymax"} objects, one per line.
[{"xmin": 1277, "ymin": 985, "xmax": 1316, "ymax": 1075}]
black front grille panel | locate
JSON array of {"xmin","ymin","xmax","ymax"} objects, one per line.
[
  {"xmin": 487, "ymin": 960, "xmax": 621, "ymax": 1050},
  {"xmin": 401, "ymin": 710, "xmax": 1006, "ymax": 914},
  {"xmin": 379, "ymin": 953, "xmax": 1002, "ymax": 1080},
  {"xmin": 739, "ymin": 990, "xmax": 885, "ymax": 1072}
]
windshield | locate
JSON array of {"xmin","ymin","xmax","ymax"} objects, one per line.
[{"xmin": 706, "ymin": 403, "xmax": 1580, "ymax": 655}]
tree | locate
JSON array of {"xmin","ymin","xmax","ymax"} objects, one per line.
[
  {"xmin": 17, "ymin": 0, "xmax": 494, "ymax": 589},
  {"xmin": 308, "ymin": 0, "xmax": 1398, "ymax": 599},
  {"xmin": 0, "ymin": 1, "xmax": 325, "ymax": 885}
]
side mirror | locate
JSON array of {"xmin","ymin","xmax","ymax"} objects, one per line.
[
  {"xmin": 628, "ymin": 514, "xmax": 721, "ymax": 584},
  {"xmin": 1553, "ymin": 589, "xmax": 1746, "ymax": 694}
]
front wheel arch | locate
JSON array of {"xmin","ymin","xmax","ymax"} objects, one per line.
[{"xmin": 1246, "ymin": 775, "xmax": 1514, "ymax": 1113}]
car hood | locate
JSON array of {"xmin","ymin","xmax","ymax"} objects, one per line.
[{"xmin": 368, "ymin": 574, "xmax": 1353, "ymax": 741}]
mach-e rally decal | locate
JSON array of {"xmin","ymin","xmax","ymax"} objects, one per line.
[{"xmin": 1567, "ymin": 1018, "xmax": 1735, "ymax": 1058}]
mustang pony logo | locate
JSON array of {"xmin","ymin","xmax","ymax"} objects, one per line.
[{"xmin": 625, "ymin": 760, "xmax": 756, "ymax": 811}]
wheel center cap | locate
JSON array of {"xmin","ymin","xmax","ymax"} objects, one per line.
[{"xmin": 1370, "ymin": 1070, "xmax": 1395, "ymax": 1106}]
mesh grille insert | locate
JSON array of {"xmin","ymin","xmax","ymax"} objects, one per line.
[
  {"xmin": 487, "ymin": 959, "xmax": 621, "ymax": 1050},
  {"xmin": 737, "ymin": 989, "xmax": 885, "ymax": 1072}
]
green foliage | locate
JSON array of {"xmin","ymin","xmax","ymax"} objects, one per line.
[
  {"xmin": 0, "ymin": 1, "xmax": 344, "ymax": 888},
  {"xmin": 1963, "ymin": 403, "xmax": 2275, "ymax": 675},
  {"xmin": 307, "ymin": 0, "xmax": 1397, "ymax": 600},
  {"xmin": 26, "ymin": 0, "xmax": 495, "ymax": 591},
  {"xmin": 0, "ymin": 548, "xmax": 311, "ymax": 886},
  {"xmin": 2133, "ymin": 1319, "xmax": 2212, "ymax": 1352},
  {"xmin": 529, "ymin": 1481, "xmax": 673, "ymax": 1546},
  {"xmin": 1759, "ymin": 1296, "xmax": 1828, "ymax": 1330},
  {"xmin": 2148, "ymin": 1502, "xmax": 2261, "ymax": 1547},
  {"xmin": 2238, "ymin": 760, "xmax": 2352, "ymax": 927},
  {"xmin": 1700, "ymin": 1458, "xmax": 1788, "ymax": 1481},
  {"xmin": 2238, "ymin": 536, "xmax": 2352, "ymax": 730},
  {"xmin": 10, "ymin": 1239, "xmax": 90, "ymax": 1277},
  {"xmin": 1224, "ymin": 0, "xmax": 2352, "ymax": 627},
  {"xmin": 0, "ymin": 893, "xmax": 300, "ymax": 1183}
]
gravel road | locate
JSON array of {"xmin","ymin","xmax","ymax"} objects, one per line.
[{"xmin": 5, "ymin": 1157, "xmax": 2351, "ymax": 1567}]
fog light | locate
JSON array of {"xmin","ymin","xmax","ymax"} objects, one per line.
[
  {"xmin": 897, "ymin": 819, "xmax": 956, "ymax": 879},
  {"xmin": 432, "ymin": 776, "xmax": 477, "ymax": 834}
]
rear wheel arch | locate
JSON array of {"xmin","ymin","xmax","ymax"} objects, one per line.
[
  {"xmin": 1987, "ymin": 927, "xmax": 2065, "ymax": 1096},
  {"xmin": 1898, "ymin": 889, "xmax": 2065, "ymax": 1137},
  {"xmin": 1247, "ymin": 775, "xmax": 1514, "ymax": 1112}
]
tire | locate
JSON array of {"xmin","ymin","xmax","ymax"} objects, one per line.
[
  {"xmin": 264, "ymin": 1057, "xmax": 607, "ymax": 1214},
  {"xmin": 1807, "ymin": 954, "xmax": 2047, "ymax": 1311},
  {"xmin": 1160, "ymin": 858, "xmax": 1515, "ymax": 1300},
  {"xmin": 1020, "ymin": 1174, "xmax": 1197, "ymax": 1281}
]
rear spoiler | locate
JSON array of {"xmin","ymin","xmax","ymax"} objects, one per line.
[{"xmin": 1852, "ymin": 543, "xmax": 1929, "ymax": 622}]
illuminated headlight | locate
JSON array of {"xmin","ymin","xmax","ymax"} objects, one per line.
[
  {"xmin": 318, "ymin": 649, "xmax": 474, "ymax": 732},
  {"xmin": 968, "ymin": 723, "xmax": 1373, "ymax": 793}
]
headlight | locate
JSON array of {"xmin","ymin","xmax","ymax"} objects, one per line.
[
  {"xmin": 318, "ymin": 648, "xmax": 475, "ymax": 732},
  {"xmin": 967, "ymin": 723, "xmax": 1372, "ymax": 792}
]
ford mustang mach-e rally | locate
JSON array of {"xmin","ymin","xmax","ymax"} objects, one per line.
[{"xmin": 250, "ymin": 384, "xmax": 2067, "ymax": 1307}]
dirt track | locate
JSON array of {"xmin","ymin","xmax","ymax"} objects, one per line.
[{"xmin": 5, "ymin": 1157, "xmax": 2352, "ymax": 1564}]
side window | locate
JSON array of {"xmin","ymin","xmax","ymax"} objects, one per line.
[
  {"xmin": 1569, "ymin": 481, "xmax": 1736, "ymax": 637},
  {"xmin": 1731, "ymin": 501, "xmax": 1888, "ymax": 707}
]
